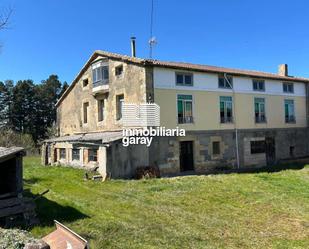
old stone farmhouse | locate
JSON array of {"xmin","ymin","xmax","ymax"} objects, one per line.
[{"xmin": 42, "ymin": 44, "xmax": 309, "ymax": 178}]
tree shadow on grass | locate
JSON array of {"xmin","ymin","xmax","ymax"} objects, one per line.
[
  {"xmin": 23, "ymin": 177, "xmax": 41, "ymax": 185},
  {"xmin": 23, "ymin": 190, "xmax": 89, "ymax": 227}
]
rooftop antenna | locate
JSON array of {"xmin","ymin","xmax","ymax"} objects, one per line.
[{"xmin": 149, "ymin": 0, "xmax": 157, "ymax": 58}]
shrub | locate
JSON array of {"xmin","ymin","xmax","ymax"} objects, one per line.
[
  {"xmin": 135, "ymin": 165, "xmax": 161, "ymax": 179},
  {"xmin": 0, "ymin": 128, "xmax": 37, "ymax": 155}
]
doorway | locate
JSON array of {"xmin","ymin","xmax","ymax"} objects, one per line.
[
  {"xmin": 179, "ymin": 141, "xmax": 194, "ymax": 171},
  {"xmin": 265, "ymin": 137, "xmax": 276, "ymax": 166}
]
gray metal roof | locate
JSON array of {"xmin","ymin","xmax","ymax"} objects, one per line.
[
  {"xmin": 45, "ymin": 131, "xmax": 123, "ymax": 144},
  {"xmin": 0, "ymin": 147, "xmax": 25, "ymax": 161}
]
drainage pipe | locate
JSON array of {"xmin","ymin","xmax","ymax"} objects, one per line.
[{"xmin": 224, "ymin": 73, "xmax": 240, "ymax": 169}]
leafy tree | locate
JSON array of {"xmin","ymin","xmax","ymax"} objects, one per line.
[
  {"xmin": 0, "ymin": 75, "xmax": 67, "ymax": 144},
  {"xmin": 11, "ymin": 80, "xmax": 36, "ymax": 134}
]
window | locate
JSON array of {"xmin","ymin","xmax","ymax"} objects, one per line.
[
  {"xmin": 88, "ymin": 149, "xmax": 98, "ymax": 162},
  {"xmin": 253, "ymin": 79, "xmax": 265, "ymax": 91},
  {"xmin": 250, "ymin": 140, "xmax": 265, "ymax": 154},
  {"xmin": 83, "ymin": 102, "xmax": 89, "ymax": 124},
  {"xmin": 220, "ymin": 96, "xmax": 233, "ymax": 123},
  {"xmin": 283, "ymin": 82, "xmax": 294, "ymax": 93},
  {"xmin": 177, "ymin": 95, "xmax": 193, "ymax": 124},
  {"xmin": 115, "ymin": 65, "xmax": 123, "ymax": 76},
  {"xmin": 284, "ymin": 99, "xmax": 295, "ymax": 123},
  {"xmin": 212, "ymin": 141, "xmax": 220, "ymax": 155},
  {"xmin": 176, "ymin": 73, "xmax": 193, "ymax": 86},
  {"xmin": 98, "ymin": 99, "xmax": 104, "ymax": 122},
  {"xmin": 72, "ymin": 149, "xmax": 80, "ymax": 161},
  {"xmin": 218, "ymin": 75, "xmax": 233, "ymax": 89},
  {"xmin": 289, "ymin": 146, "xmax": 295, "ymax": 157},
  {"xmin": 60, "ymin": 148, "xmax": 66, "ymax": 159},
  {"xmin": 83, "ymin": 78, "xmax": 89, "ymax": 88},
  {"xmin": 254, "ymin": 98, "xmax": 266, "ymax": 123},
  {"xmin": 92, "ymin": 61, "xmax": 109, "ymax": 85},
  {"xmin": 116, "ymin": 94, "xmax": 124, "ymax": 120}
]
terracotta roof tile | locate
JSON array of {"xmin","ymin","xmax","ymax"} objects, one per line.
[{"xmin": 56, "ymin": 50, "xmax": 309, "ymax": 106}]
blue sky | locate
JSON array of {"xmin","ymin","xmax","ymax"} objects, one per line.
[{"xmin": 0, "ymin": 0, "xmax": 309, "ymax": 84}]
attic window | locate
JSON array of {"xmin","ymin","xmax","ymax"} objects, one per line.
[
  {"xmin": 115, "ymin": 65, "xmax": 123, "ymax": 76},
  {"xmin": 83, "ymin": 79, "xmax": 89, "ymax": 87}
]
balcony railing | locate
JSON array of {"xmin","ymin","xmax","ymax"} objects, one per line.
[
  {"xmin": 92, "ymin": 79, "xmax": 109, "ymax": 94},
  {"xmin": 255, "ymin": 115, "xmax": 267, "ymax": 123},
  {"xmin": 285, "ymin": 116, "xmax": 296, "ymax": 123},
  {"xmin": 178, "ymin": 116, "xmax": 194, "ymax": 124},
  {"xmin": 220, "ymin": 116, "xmax": 233, "ymax": 123}
]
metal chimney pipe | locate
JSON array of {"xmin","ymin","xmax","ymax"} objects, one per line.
[{"xmin": 131, "ymin": 37, "xmax": 136, "ymax": 57}]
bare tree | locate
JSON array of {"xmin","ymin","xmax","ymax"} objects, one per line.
[{"xmin": 0, "ymin": 7, "xmax": 12, "ymax": 30}]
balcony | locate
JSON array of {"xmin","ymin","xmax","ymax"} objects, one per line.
[
  {"xmin": 220, "ymin": 116, "xmax": 233, "ymax": 124},
  {"xmin": 255, "ymin": 115, "xmax": 267, "ymax": 123},
  {"xmin": 178, "ymin": 116, "xmax": 194, "ymax": 124},
  {"xmin": 92, "ymin": 80, "xmax": 109, "ymax": 94},
  {"xmin": 285, "ymin": 116, "xmax": 296, "ymax": 123}
]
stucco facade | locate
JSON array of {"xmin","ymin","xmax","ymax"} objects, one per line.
[{"xmin": 42, "ymin": 50, "xmax": 309, "ymax": 178}]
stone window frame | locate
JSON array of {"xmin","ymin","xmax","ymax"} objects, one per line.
[
  {"xmin": 250, "ymin": 139, "xmax": 266, "ymax": 154},
  {"xmin": 116, "ymin": 94, "xmax": 124, "ymax": 121},
  {"xmin": 212, "ymin": 141, "xmax": 221, "ymax": 155},
  {"xmin": 208, "ymin": 136, "xmax": 226, "ymax": 160},
  {"xmin": 115, "ymin": 64, "xmax": 124, "ymax": 77},
  {"xmin": 82, "ymin": 77, "xmax": 89, "ymax": 90},
  {"xmin": 82, "ymin": 101, "xmax": 90, "ymax": 125},
  {"xmin": 97, "ymin": 98, "xmax": 105, "ymax": 124}
]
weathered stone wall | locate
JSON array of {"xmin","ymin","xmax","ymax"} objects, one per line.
[
  {"xmin": 57, "ymin": 56, "xmax": 147, "ymax": 136},
  {"xmin": 43, "ymin": 127, "xmax": 309, "ymax": 178},
  {"xmin": 149, "ymin": 128, "xmax": 309, "ymax": 176},
  {"xmin": 106, "ymin": 141, "xmax": 150, "ymax": 178}
]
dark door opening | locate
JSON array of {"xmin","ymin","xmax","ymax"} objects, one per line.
[
  {"xmin": 265, "ymin": 137, "xmax": 276, "ymax": 166},
  {"xmin": 179, "ymin": 141, "xmax": 194, "ymax": 171},
  {"xmin": 0, "ymin": 158, "xmax": 18, "ymax": 195}
]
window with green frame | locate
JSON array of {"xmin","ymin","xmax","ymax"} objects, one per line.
[
  {"xmin": 177, "ymin": 95, "xmax": 193, "ymax": 124},
  {"xmin": 220, "ymin": 96, "xmax": 233, "ymax": 123},
  {"xmin": 254, "ymin": 98, "xmax": 266, "ymax": 123},
  {"xmin": 284, "ymin": 99, "xmax": 295, "ymax": 123}
]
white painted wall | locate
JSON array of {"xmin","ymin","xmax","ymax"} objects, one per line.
[{"xmin": 153, "ymin": 67, "xmax": 307, "ymax": 97}]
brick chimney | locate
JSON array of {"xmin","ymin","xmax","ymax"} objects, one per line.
[{"xmin": 278, "ymin": 64, "xmax": 288, "ymax": 76}]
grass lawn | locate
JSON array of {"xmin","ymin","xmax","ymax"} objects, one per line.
[{"xmin": 23, "ymin": 157, "xmax": 309, "ymax": 249}]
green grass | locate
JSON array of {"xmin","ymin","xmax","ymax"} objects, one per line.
[{"xmin": 24, "ymin": 157, "xmax": 309, "ymax": 249}]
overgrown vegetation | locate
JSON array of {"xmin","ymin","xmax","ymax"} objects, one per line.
[
  {"xmin": 23, "ymin": 157, "xmax": 309, "ymax": 249},
  {"xmin": 0, "ymin": 128, "xmax": 37, "ymax": 154}
]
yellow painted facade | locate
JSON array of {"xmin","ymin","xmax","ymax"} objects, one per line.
[{"xmin": 154, "ymin": 88, "xmax": 307, "ymax": 130}]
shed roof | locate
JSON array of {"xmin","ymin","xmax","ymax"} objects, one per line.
[
  {"xmin": 0, "ymin": 147, "xmax": 25, "ymax": 163},
  {"xmin": 45, "ymin": 131, "xmax": 123, "ymax": 144}
]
